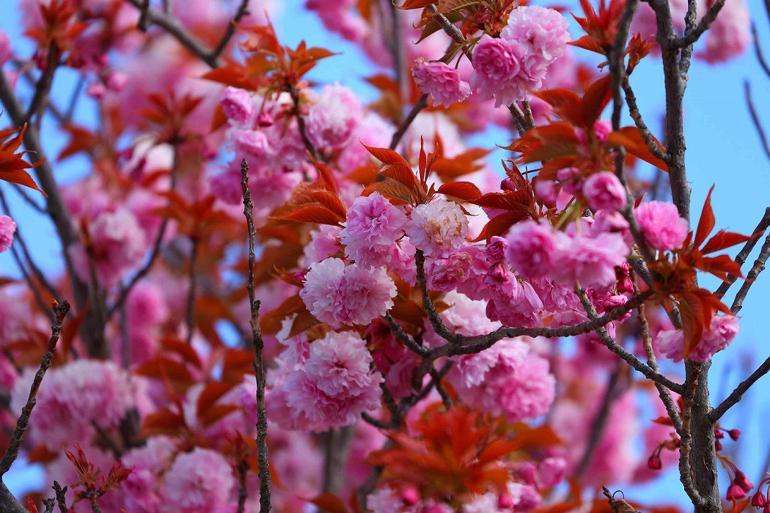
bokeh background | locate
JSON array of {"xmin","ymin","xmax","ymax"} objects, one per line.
[{"xmin": 0, "ymin": 0, "xmax": 768, "ymax": 507}]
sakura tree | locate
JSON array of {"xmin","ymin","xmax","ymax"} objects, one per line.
[{"xmin": 0, "ymin": 0, "xmax": 766, "ymax": 512}]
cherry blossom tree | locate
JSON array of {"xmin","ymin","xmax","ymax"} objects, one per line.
[{"xmin": 0, "ymin": 1, "xmax": 765, "ymax": 513}]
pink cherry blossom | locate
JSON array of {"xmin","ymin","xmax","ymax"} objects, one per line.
[
  {"xmin": 656, "ymin": 315, "xmax": 740, "ymax": 362},
  {"xmin": 582, "ymin": 171, "xmax": 627, "ymax": 211},
  {"xmin": 0, "ymin": 215, "xmax": 16, "ymax": 252},
  {"xmin": 470, "ymin": 36, "xmax": 527, "ymax": 106},
  {"xmin": 341, "ymin": 192, "xmax": 407, "ymax": 268},
  {"xmin": 635, "ymin": 201, "xmax": 689, "ymax": 251},
  {"xmin": 220, "ymin": 86, "xmax": 254, "ymax": 126},
  {"xmin": 161, "ymin": 448, "xmax": 234, "ymax": 513},
  {"xmin": 505, "ymin": 220, "xmax": 562, "ymax": 279},
  {"xmin": 412, "ymin": 59, "xmax": 471, "ymax": 107}
]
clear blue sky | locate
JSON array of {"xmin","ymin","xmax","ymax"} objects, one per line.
[{"xmin": 1, "ymin": 0, "xmax": 769, "ymax": 506}]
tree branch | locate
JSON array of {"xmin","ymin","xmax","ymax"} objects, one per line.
[
  {"xmin": 240, "ymin": 159, "xmax": 272, "ymax": 513},
  {"xmin": 743, "ymin": 80, "xmax": 770, "ymax": 160},
  {"xmin": 0, "ymin": 300, "xmax": 69, "ymax": 476},
  {"xmin": 715, "ymin": 207, "xmax": 770, "ymax": 298}
]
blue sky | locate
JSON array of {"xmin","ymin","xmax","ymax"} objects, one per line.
[{"xmin": 1, "ymin": 0, "xmax": 770, "ymax": 506}]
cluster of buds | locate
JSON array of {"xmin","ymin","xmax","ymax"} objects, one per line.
[
  {"xmin": 715, "ymin": 426, "xmax": 742, "ymax": 452},
  {"xmin": 752, "ymin": 476, "xmax": 770, "ymax": 510},
  {"xmin": 722, "ymin": 460, "xmax": 754, "ymax": 501},
  {"xmin": 647, "ymin": 433, "xmax": 680, "ymax": 470}
]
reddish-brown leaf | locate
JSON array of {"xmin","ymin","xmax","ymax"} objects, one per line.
[
  {"xmin": 694, "ymin": 185, "xmax": 716, "ymax": 248},
  {"xmin": 701, "ymin": 230, "xmax": 752, "ymax": 255},
  {"xmin": 275, "ymin": 205, "xmax": 343, "ymax": 226},
  {"xmin": 437, "ymin": 181, "xmax": 482, "ymax": 202}
]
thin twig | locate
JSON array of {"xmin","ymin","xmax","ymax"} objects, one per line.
[
  {"xmin": 25, "ymin": 44, "xmax": 61, "ymax": 125},
  {"xmin": 622, "ymin": 77, "xmax": 667, "ymax": 161},
  {"xmin": 184, "ymin": 236, "xmax": 199, "ymax": 344},
  {"xmin": 389, "ymin": 94, "xmax": 428, "ymax": 150},
  {"xmin": 0, "ymin": 300, "xmax": 69, "ymax": 476},
  {"xmin": 211, "ymin": 0, "xmax": 250, "ymax": 60},
  {"xmin": 674, "ymin": 0, "xmax": 727, "ymax": 48},
  {"xmin": 574, "ymin": 366, "xmax": 623, "ymax": 478},
  {"xmin": 731, "ymin": 230, "xmax": 770, "ymax": 314},
  {"xmin": 711, "ymin": 355, "xmax": 770, "ymax": 422},
  {"xmin": 125, "ymin": 0, "xmax": 220, "ymax": 68},
  {"xmin": 240, "ymin": 159, "xmax": 272, "ymax": 513},
  {"xmin": 743, "ymin": 80, "xmax": 770, "ymax": 160},
  {"xmin": 715, "ymin": 207, "xmax": 770, "ymax": 297}
]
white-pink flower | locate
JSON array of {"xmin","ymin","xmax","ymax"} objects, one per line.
[{"xmin": 405, "ymin": 198, "xmax": 468, "ymax": 257}]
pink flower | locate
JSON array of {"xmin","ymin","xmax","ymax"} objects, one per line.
[
  {"xmin": 501, "ymin": 6, "xmax": 570, "ymax": 76},
  {"xmin": 341, "ymin": 192, "xmax": 407, "ymax": 268},
  {"xmin": 300, "ymin": 257, "xmax": 397, "ymax": 328},
  {"xmin": 232, "ymin": 129, "xmax": 270, "ymax": 160},
  {"xmin": 412, "ymin": 60, "xmax": 471, "ymax": 107},
  {"xmin": 303, "ymin": 225, "xmax": 342, "ymax": 265},
  {"xmin": 69, "ymin": 208, "xmax": 147, "ymax": 287},
  {"xmin": 405, "ymin": 198, "xmax": 469, "ymax": 257},
  {"xmin": 505, "ymin": 220, "xmax": 561, "ymax": 279},
  {"xmin": 272, "ymin": 331, "xmax": 382, "ymax": 431},
  {"xmin": 127, "ymin": 282, "xmax": 169, "ymax": 329},
  {"xmin": 307, "ymin": 84, "xmax": 362, "ymax": 151},
  {"xmin": 635, "ymin": 201, "xmax": 689, "ymax": 251},
  {"xmin": 656, "ymin": 315, "xmax": 739, "ymax": 362},
  {"xmin": 699, "ymin": 0, "xmax": 750, "ymax": 64},
  {"xmin": 0, "ymin": 31, "xmax": 10, "ymax": 65},
  {"xmin": 0, "ymin": 215, "xmax": 16, "ymax": 252},
  {"xmin": 470, "ymin": 36, "xmax": 527, "ymax": 106},
  {"xmin": 554, "ymin": 232, "xmax": 629, "ymax": 288},
  {"xmin": 161, "ymin": 448, "xmax": 234, "ymax": 513},
  {"xmin": 11, "ymin": 360, "xmax": 135, "ymax": 450},
  {"xmin": 582, "ymin": 171, "xmax": 627, "ymax": 211},
  {"xmin": 220, "ymin": 86, "xmax": 254, "ymax": 125}
]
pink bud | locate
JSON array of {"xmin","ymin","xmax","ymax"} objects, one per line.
[
  {"xmin": 728, "ymin": 429, "xmax": 742, "ymax": 441},
  {"xmin": 736, "ymin": 471, "xmax": 754, "ymax": 492},
  {"xmin": 257, "ymin": 111, "xmax": 274, "ymax": 127},
  {"xmin": 401, "ymin": 486, "xmax": 419, "ymax": 505},
  {"xmin": 727, "ymin": 483, "xmax": 748, "ymax": 501},
  {"xmin": 498, "ymin": 493, "xmax": 514, "ymax": 509},
  {"xmin": 752, "ymin": 492, "xmax": 767, "ymax": 508},
  {"xmin": 647, "ymin": 453, "xmax": 662, "ymax": 470}
]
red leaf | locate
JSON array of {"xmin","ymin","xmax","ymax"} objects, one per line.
[
  {"xmin": 306, "ymin": 493, "xmax": 350, "ymax": 513},
  {"xmin": 274, "ymin": 206, "xmax": 343, "ymax": 226},
  {"xmin": 437, "ymin": 181, "xmax": 482, "ymax": 202},
  {"xmin": 472, "ymin": 212, "xmax": 522, "ymax": 241},
  {"xmin": 701, "ymin": 230, "xmax": 752, "ymax": 255},
  {"xmin": 364, "ymin": 144, "xmax": 412, "ymax": 169},
  {"xmin": 606, "ymin": 127, "xmax": 668, "ymax": 171},
  {"xmin": 694, "ymin": 185, "xmax": 716, "ymax": 248}
]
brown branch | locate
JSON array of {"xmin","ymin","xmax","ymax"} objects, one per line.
[
  {"xmin": 0, "ymin": 481, "xmax": 26, "ymax": 513},
  {"xmin": 124, "ymin": 0, "xmax": 220, "ymax": 68},
  {"xmin": 240, "ymin": 159, "xmax": 272, "ymax": 513},
  {"xmin": 0, "ymin": 300, "xmax": 69, "ymax": 476},
  {"xmin": 0, "ymin": 187, "xmax": 61, "ymax": 303},
  {"xmin": 638, "ymin": 302, "xmax": 684, "ymax": 434},
  {"xmin": 710, "ymin": 355, "xmax": 770, "ymax": 422},
  {"xmin": 412, "ymin": 250, "xmax": 682, "ymax": 392},
  {"xmin": 321, "ymin": 427, "xmax": 352, "ymax": 493},
  {"xmin": 184, "ymin": 236, "xmax": 199, "ymax": 344},
  {"xmin": 715, "ymin": 207, "xmax": 770, "ymax": 297},
  {"xmin": 743, "ymin": 80, "xmax": 770, "ymax": 160},
  {"xmin": 674, "ymin": 0, "xmax": 727, "ymax": 48},
  {"xmin": 389, "ymin": 94, "xmax": 428, "ymax": 150},
  {"xmin": 574, "ymin": 366, "xmax": 624, "ymax": 479},
  {"xmin": 574, "ymin": 289, "xmax": 684, "ymax": 393},
  {"xmin": 25, "ymin": 44, "xmax": 61, "ymax": 124},
  {"xmin": 622, "ymin": 77, "xmax": 667, "ymax": 161},
  {"xmin": 650, "ymin": 0, "xmax": 691, "ymax": 221},
  {"xmin": 751, "ymin": 23, "xmax": 770, "ymax": 78},
  {"xmin": 730, "ymin": 230, "xmax": 770, "ymax": 314},
  {"xmin": 211, "ymin": 0, "xmax": 250, "ymax": 61}
]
